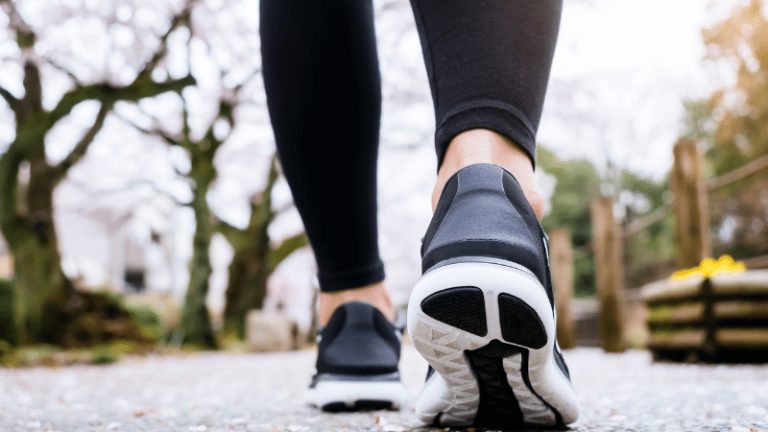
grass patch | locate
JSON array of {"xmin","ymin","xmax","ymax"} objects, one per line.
[
  {"xmin": 90, "ymin": 347, "xmax": 120, "ymax": 365},
  {"xmin": 0, "ymin": 341, "xmax": 154, "ymax": 368}
]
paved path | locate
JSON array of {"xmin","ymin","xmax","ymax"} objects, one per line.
[{"xmin": 1, "ymin": 347, "xmax": 767, "ymax": 431}]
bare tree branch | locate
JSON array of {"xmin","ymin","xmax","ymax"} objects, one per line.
[
  {"xmin": 135, "ymin": 2, "xmax": 195, "ymax": 83},
  {"xmin": 263, "ymin": 155, "xmax": 280, "ymax": 204},
  {"xmin": 232, "ymin": 68, "xmax": 262, "ymax": 94},
  {"xmin": 116, "ymin": 112, "xmax": 180, "ymax": 146},
  {"xmin": 43, "ymin": 57, "xmax": 82, "ymax": 86},
  {"xmin": 48, "ymin": 74, "xmax": 195, "ymax": 129},
  {"xmin": 45, "ymin": 2, "xmax": 198, "ymax": 129},
  {"xmin": 0, "ymin": 0, "xmax": 36, "ymax": 50},
  {"xmin": 65, "ymin": 177, "xmax": 192, "ymax": 208},
  {"xmin": 174, "ymin": 166, "xmax": 191, "ymax": 178},
  {"xmin": 0, "ymin": 85, "xmax": 19, "ymax": 114},
  {"xmin": 50, "ymin": 102, "xmax": 111, "ymax": 183},
  {"xmin": 180, "ymin": 93, "xmax": 191, "ymax": 146},
  {"xmin": 199, "ymin": 71, "xmax": 257, "ymax": 153},
  {"xmin": 216, "ymin": 219, "xmax": 244, "ymax": 245},
  {"xmin": 21, "ymin": 60, "xmax": 43, "ymax": 113},
  {"xmin": 201, "ymin": 97, "xmax": 235, "ymax": 153},
  {"xmin": 266, "ymin": 232, "xmax": 309, "ymax": 273}
]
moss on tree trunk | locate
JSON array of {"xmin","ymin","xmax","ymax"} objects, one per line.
[
  {"xmin": 222, "ymin": 237, "xmax": 270, "ymax": 337},
  {"xmin": 11, "ymin": 226, "xmax": 71, "ymax": 343},
  {"xmin": 0, "ymin": 278, "xmax": 17, "ymax": 345},
  {"xmin": 179, "ymin": 150, "xmax": 217, "ymax": 348}
]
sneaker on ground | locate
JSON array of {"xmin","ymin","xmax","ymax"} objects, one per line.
[
  {"xmin": 305, "ymin": 301, "xmax": 408, "ymax": 411},
  {"xmin": 407, "ymin": 163, "xmax": 580, "ymax": 429}
]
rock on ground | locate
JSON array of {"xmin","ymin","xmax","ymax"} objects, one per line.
[{"xmin": 1, "ymin": 347, "xmax": 767, "ymax": 431}]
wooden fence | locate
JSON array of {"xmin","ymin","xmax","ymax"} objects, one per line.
[
  {"xmin": 643, "ymin": 270, "xmax": 768, "ymax": 362},
  {"xmin": 550, "ymin": 139, "xmax": 768, "ymax": 355}
]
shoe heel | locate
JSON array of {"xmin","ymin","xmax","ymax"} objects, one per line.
[
  {"xmin": 409, "ymin": 260, "xmax": 553, "ymax": 346},
  {"xmin": 408, "ymin": 261, "xmax": 580, "ymax": 427}
]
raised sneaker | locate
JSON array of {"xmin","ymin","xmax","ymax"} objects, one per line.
[
  {"xmin": 305, "ymin": 301, "xmax": 408, "ymax": 411},
  {"xmin": 407, "ymin": 163, "xmax": 580, "ymax": 429}
]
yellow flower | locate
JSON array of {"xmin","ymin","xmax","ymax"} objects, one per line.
[{"xmin": 671, "ymin": 255, "xmax": 746, "ymax": 281}]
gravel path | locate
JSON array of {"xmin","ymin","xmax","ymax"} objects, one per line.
[{"xmin": 1, "ymin": 347, "xmax": 767, "ymax": 431}]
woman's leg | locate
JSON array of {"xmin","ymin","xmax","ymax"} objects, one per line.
[
  {"xmin": 409, "ymin": 0, "xmax": 563, "ymax": 214},
  {"xmin": 260, "ymin": 0, "xmax": 391, "ymax": 324},
  {"xmin": 406, "ymin": 2, "xmax": 579, "ymax": 427}
]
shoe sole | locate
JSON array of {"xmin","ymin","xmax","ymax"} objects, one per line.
[
  {"xmin": 407, "ymin": 261, "xmax": 580, "ymax": 429},
  {"xmin": 305, "ymin": 377, "xmax": 408, "ymax": 412}
]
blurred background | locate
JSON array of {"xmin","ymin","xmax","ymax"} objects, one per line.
[{"xmin": 0, "ymin": 0, "xmax": 767, "ymax": 363}]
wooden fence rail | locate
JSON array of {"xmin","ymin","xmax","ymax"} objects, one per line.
[
  {"xmin": 590, "ymin": 197, "xmax": 626, "ymax": 352},
  {"xmin": 550, "ymin": 228, "xmax": 575, "ymax": 349},
  {"xmin": 671, "ymin": 139, "xmax": 712, "ymax": 267}
]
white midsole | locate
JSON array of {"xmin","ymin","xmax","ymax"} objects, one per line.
[
  {"xmin": 305, "ymin": 379, "xmax": 408, "ymax": 408},
  {"xmin": 407, "ymin": 262, "xmax": 580, "ymax": 426}
]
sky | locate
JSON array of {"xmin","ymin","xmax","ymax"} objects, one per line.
[{"xmin": 538, "ymin": 0, "xmax": 737, "ymax": 179}]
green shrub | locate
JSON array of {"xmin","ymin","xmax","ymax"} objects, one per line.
[
  {"xmin": 0, "ymin": 339, "xmax": 13, "ymax": 364},
  {"xmin": 90, "ymin": 346, "xmax": 120, "ymax": 365},
  {"xmin": 56, "ymin": 290, "xmax": 151, "ymax": 348},
  {"xmin": 0, "ymin": 279, "xmax": 17, "ymax": 345},
  {"xmin": 128, "ymin": 305, "xmax": 163, "ymax": 342}
]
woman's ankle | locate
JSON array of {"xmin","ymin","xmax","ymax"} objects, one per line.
[
  {"xmin": 318, "ymin": 282, "xmax": 395, "ymax": 326},
  {"xmin": 433, "ymin": 129, "xmax": 544, "ymax": 219}
]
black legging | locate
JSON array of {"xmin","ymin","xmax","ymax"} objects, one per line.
[{"xmin": 261, "ymin": 0, "xmax": 562, "ymax": 292}]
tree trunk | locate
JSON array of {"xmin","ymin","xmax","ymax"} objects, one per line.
[
  {"xmin": 0, "ymin": 145, "xmax": 73, "ymax": 343},
  {"xmin": 9, "ymin": 224, "xmax": 72, "ymax": 343},
  {"xmin": 179, "ymin": 155, "xmax": 217, "ymax": 348},
  {"xmin": 223, "ymin": 235, "xmax": 270, "ymax": 337},
  {"xmin": 221, "ymin": 219, "xmax": 308, "ymax": 337},
  {"xmin": 221, "ymin": 162, "xmax": 279, "ymax": 337}
]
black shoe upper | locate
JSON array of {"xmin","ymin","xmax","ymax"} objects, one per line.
[
  {"xmin": 422, "ymin": 163, "xmax": 554, "ymax": 306},
  {"xmin": 314, "ymin": 302, "xmax": 402, "ymax": 377},
  {"xmin": 421, "ymin": 164, "xmax": 571, "ymax": 381}
]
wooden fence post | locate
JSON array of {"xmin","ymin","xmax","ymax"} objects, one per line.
[
  {"xmin": 590, "ymin": 196, "xmax": 626, "ymax": 353},
  {"xmin": 550, "ymin": 228, "xmax": 575, "ymax": 349},
  {"xmin": 671, "ymin": 139, "xmax": 711, "ymax": 268}
]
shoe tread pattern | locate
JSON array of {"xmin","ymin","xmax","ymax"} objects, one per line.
[
  {"xmin": 421, "ymin": 286, "xmax": 487, "ymax": 337},
  {"xmin": 321, "ymin": 400, "xmax": 393, "ymax": 412},
  {"xmin": 498, "ymin": 293, "xmax": 547, "ymax": 349}
]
